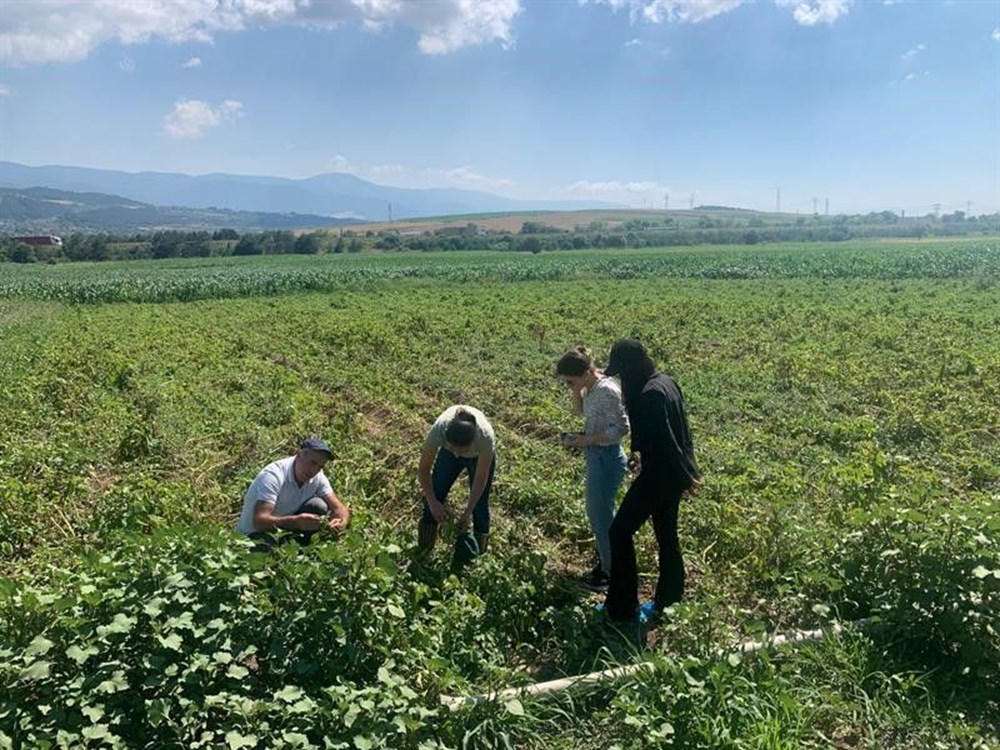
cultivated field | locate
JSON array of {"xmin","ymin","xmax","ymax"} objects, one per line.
[
  {"xmin": 345, "ymin": 207, "xmax": 787, "ymax": 235},
  {"xmin": 1, "ymin": 239, "xmax": 998, "ymax": 748}
]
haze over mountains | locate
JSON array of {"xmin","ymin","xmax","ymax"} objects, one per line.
[{"xmin": 0, "ymin": 162, "xmax": 618, "ymax": 224}]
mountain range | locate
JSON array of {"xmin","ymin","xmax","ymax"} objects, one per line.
[
  {"xmin": 0, "ymin": 186, "xmax": 357, "ymax": 234},
  {"xmin": 0, "ymin": 161, "xmax": 617, "ymax": 224}
]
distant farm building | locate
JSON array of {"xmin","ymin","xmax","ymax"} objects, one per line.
[{"xmin": 11, "ymin": 235, "xmax": 63, "ymax": 247}]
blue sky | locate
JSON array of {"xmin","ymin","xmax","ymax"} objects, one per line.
[{"xmin": 1, "ymin": 0, "xmax": 998, "ymax": 215}]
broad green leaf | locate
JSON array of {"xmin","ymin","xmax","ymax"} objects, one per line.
[
  {"xmin": 18, "ymin": 661, "xmax": 51, "ymax": 682},
  {"xmin": 81, "ymin": 704, "xmax": 105, "ymax": 723},
  {"xmin": 386, "ymin": 603, "xmax": 405, "ymax": 619},
  {"xmin": 81, "ymin": 724, "xmax": 112, "ymax": 741},
  {"xmin": 97, "ymin": 613, "xmax": 136, "ymax": 638},
  {"xmin": 96, "ymin": 670, "xmax": 128, "ymax": 694},
  {"xmin": 971, "ymin": 565, "xmax": 992, "ymax": 579},
  {"xmin": 213, "ymin": 651, "xmax": 233, "ymax": 665},
  {"xmin": 66, "ymin": 644, "xmax": 99, "ymax": 665},
  {"xmin": 158, "ymin": 633, "xmax": 184, "ymax": 651},
  {"xmin": 274, "ymin": 685, "xmax": 304, "ymax": 703},
  {"xmin": 226, "ymin": 730, "xmax": 258, "ymax": 749},
  {"xmin": 504, "ymin": 698, "xmax": 525, "ymax": 716},
  {"xmin": 24, "ymin": 636, "xmax": 54, "ymax": 658}
]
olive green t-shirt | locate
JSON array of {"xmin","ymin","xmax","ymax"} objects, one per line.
[{"xmin": 424, "ymin": 405, "xmax": 496, "ymax": 458}]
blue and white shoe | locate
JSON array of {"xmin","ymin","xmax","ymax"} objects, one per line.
[
  {"xmin": 638, "ymin": 602, "xmax": 661, "ymax": 624},
  {"xmin": 597, "ymin": 601, "xmax": 660, "ymax": 624}
]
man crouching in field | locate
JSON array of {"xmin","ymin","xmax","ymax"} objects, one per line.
[{"xmin": 236, "ymin": 438, "xmax": 351, "ymax": 551}]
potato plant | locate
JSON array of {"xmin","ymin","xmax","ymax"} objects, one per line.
[{"xmin": 1, "ymin": 240, "xmax": 998, "ymax": 747}]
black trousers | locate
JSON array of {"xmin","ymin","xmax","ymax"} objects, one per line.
[{"xmin": 605, "ymin": 469, "xmax": 685, "ymax": 621}]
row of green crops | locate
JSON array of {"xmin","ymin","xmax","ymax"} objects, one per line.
[
  {"xmin": 0, "ymin": 239, "xmax": 997, "ymax": 303},
  {"xmin": 2, "ymin": 244, "xmax": 998, "ymax": 747}
]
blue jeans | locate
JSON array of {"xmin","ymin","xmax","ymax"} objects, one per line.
[
  {"xmin": 421, "ymin": 448, "xmax": 495, "ymax": 534},
  {"xmin": 585, "ymin": 444, "xmax": 627, "ymax": 574}
]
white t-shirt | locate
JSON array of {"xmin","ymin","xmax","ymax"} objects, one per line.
[{"xmin": 236, "ymin": 456, "xmax": 333, "ymax": 535}]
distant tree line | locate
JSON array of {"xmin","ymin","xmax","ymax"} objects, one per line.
[
  {"xmin": 2, "ymin": 211, "xmax": 998, "ymax": 264},
  {"xmin": 0, "ymin": 229, "xmax": 343, "ymax": 264}
]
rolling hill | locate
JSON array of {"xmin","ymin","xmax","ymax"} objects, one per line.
[
  {"xmin": 0, "ymin": 186, "xmax": 360, "ymax": 234},
  {"xmin": 0, "ymin": 161, "xmax": 618, "ymax": 222}
]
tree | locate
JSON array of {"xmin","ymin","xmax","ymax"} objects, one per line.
[
  {"xmin": 233, "ymin": 235, "xmax": 263, "ymax": 255},
  {"xmin": 294, "ymin": 233, "xmax": 322, "ymax": 254},
  {"xmin": 10, "ymin": 242, "xmax": 37, "ymax": 263},
  {"xmin": 519, "ymin": 236, "xmax": 542, "ymax": 253}
]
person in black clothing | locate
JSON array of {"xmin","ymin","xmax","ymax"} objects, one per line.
[{"xmin": 603, "ymin": 338, "xmax": 700, "ymax": 623}]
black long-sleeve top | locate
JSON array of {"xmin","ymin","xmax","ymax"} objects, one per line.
[{"xmin": 627, "ymin": 373, "xmax": 699, "ymax": 490}]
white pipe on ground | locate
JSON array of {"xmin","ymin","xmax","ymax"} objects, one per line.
[{"xmin": 439, "ymin": 618, "xmax": 870, "ymax": 710}]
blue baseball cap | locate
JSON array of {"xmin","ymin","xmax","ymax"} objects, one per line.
[{"xmin": 299, "ymin": 437, "xmax": 333, "ymax": 459}]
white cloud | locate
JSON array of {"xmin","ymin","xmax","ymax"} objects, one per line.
[
  {"xmin": 119, "ymin": 55, "xmax": 135, "ymax": 73},
  {"xmin": 900, "ymin": 43, "xmax": 925, "ymax": 62},
  {"xmin": 412, "ymin": 0, "xmax": 521, "ymax": 55},
  {"xmin": 992, "ymin": 28, "xmax": 1000, "ymax": 42},
  {"xmin": 181, "ymin": 56, "xmax": 202, "ymax": 68},
  {"xmin": 0, "ymin": 0, "xmax": 522, "ymax": 65},
  {"xmin": 327, "ymin": 154, "xmax": 354, "ymax": 172},
  {"xmin": 625, "ymin": 38, "xmax": 643, "ymax": 46},
  {"xmin": 587, "ymin": 0, "xmax": 852, "ymax": 25},
  {"xmin": 162, "ymin": 98, "xmax": 243, "ymax": 139},
  {"xmin": 0, "ymin": 83, "xmax": 9, "ymax": 96},
  {"xmin": 326, "ymin": 154, "xmax": 515, "ymax": 191},
  {"xmin": 585, "ymin": 0, "xmax": 747, "ymax": 24},
  {"xmin": 436, "ymin": 166, "xmax": 516, "ymax": 190},
  {"xmin": 773, "ymin": 0, "xmax": 852, "ymax": 26},
  {"xmin": 563, "ymin": 179, "xmax": 672, "ymax": 207},
  {"xmin": 568, "ymin": 180, "xmax": 666, "ymax": 195}
]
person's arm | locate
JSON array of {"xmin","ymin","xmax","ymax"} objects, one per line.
[
  {"xmin": 568, "ymin": 386, "xmax": 628, "ymax": 447},
  {"xmin": 252, "ymin": 501, "xmax": 325, "ymax": 533},
  {"xmin": 458, "ymin": 450, "xmax": 494, "ymax": 530},
  {"xmin": 418, "ymin": 442, "xmax": 448, "ymax": 523},
  {"xmin": 322, "ymin": 491, "xmax": 350, "ymax": 530},
  {"xmin": 636, "ymin": 389, "xmax": 698, "ymax": 487},
  {"xmin": 569, "ymin": 383, "xmax": 584, "ymax": 416}
]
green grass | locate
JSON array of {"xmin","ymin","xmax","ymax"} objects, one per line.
[
  {"xmin": 1, "ymin": 242, "xmax": 998, "ymax": 748},
  {"xmin": 1, "ymin": 238, "xmax": 997, "ymax": 303}
]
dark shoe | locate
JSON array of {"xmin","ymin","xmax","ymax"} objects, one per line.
[{"xmin": 580, "ymin": 565, "xmax": 610, "ymax": 592}]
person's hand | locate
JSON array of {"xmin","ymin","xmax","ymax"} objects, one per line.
[
  {"xmin": 561, "ymin": 433, "xmax": 585, "ymax": 449},
  {"xmin": 327, "ymin": 515, "xmax": 347, "ymax": 533},
  {"xmin": 627, "ymin": 453, "xmax": 641, "ymax": 475},
  {"xmin": 685, "ymin": 479, "xmax": 702, "ymax": 498},
  {"xmin": 427, "ymin": 498, "xmax": 449, "ymax": 524},
  {"xmin": 457, "ymin": 508, "xmax": 472, "ymax": 533}
]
